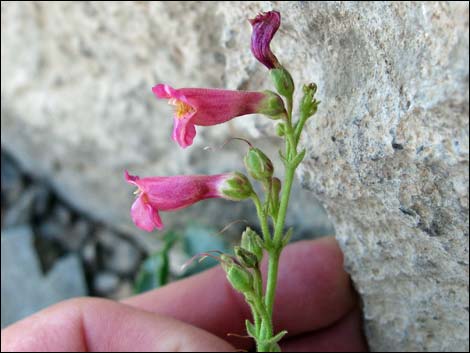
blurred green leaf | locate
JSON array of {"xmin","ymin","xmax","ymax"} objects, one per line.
[{"xmin": 133, "ymin": 231, "xmax": 179, "ymax": 294}]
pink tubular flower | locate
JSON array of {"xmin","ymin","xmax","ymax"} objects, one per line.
[
  {"xmin": 125, "ymin": 170, "xmax": 253, "ymax": 232},
  {"xmin": 249, "ymin": 10, "xmax": 281, "ymax": 69},
  {"xmin": 153, "ymin": 84, "xmax": 284, "ymax": 148}
]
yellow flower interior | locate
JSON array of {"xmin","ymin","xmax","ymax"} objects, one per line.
[{"xmin": 169, "ymin": 98, "xmax": 195, "ymax": 119}]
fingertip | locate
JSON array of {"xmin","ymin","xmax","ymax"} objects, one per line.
[
  {"xmin": 280, "ymin": 307, "xmax": 368, "ymax": 352},
  {"xmin": 270, "ymin": 237, "xmax": 355, "ymax": 334},
  {"xmin": 1, "ymin": 298, "xmax": 236, "ymax": 352}
]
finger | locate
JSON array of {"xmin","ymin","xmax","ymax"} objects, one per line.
[
  {"xmin": 1, "ymin": 297, "xmax": 234, "ymax": 352},
  {"xmin": 280, "ymin": 307, "xmax": 368, "ymax": 352},
  {"xmin": 125, "ymin": 237, "xmax": 356, "ymax": 342}
]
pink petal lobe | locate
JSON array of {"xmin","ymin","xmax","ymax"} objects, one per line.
[
  {"xmin": 152, "ymin": 84, "xmax": 190, "ymax": 104},
  {"xmin": 172, "ymin": 116, "xmax": 196, "ymax": 148},
  {"xmin": 124, "ymin": 170, "xmax": 140, "ymax": 186},
  {"xmin": 130, "ymin": 195, "xmax": 160, "ymax": 232}
]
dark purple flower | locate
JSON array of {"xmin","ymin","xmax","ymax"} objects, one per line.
[{"xmin": 249, "ymin": 11, "xmax": 281, "ymax": 69}]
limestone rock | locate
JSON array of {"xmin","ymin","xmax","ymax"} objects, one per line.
[{"xmin": 1, "ymin": 1, "xmax": 468, "ymax": 351}]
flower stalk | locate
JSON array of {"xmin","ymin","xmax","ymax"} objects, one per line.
[{"xmin": 124, "ymin": 9, "xmax": 319, "ymax": 353}]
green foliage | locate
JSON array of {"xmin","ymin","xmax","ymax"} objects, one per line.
[
  {"xmin": 133, "ymin": 223, "xmax": 232, "ymax": 294},
  {"xmin": 134, "ymin": 231, "xmax": 178, "ymax": 294}
]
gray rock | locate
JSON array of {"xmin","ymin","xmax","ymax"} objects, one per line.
[
  {"xmin": 36, "ymin": 218, "xmax": 64, "ymax": 241},
  {"xmin": 1, "ymin": 2, "xmax": 468, "ymax": 351},
  {"xmin": 65, "ymin": 219, "xmax": 92, "ymax": 251},
  {"xmin": 51, "ymin": 203, "xmax": 72, "ymax": 226},
  {"xmin": 3, "ymin": 186, "xmax": 37, "ymax": 227},
  {"xmin": 1, "ymin": 152, "xmax": 24, "ymax": 207},
  {"xmin": 81, "ymin": 237, "xmax": 97, "ymax": 267},
  {"xmin": 1, "ymin": 226, "xmax": 87, "ymax": 328},
  {"xmin": 36, "ymin": 206, "xmax": 88, "ymax": 251},
  {"xmin": 32, "ymin": 183, "xmax": 52, "ymax": 217},
  {"xmin": 97, "ymin": 228, "xmax": 142, "ymax": 275},
  {"xmin": 93, "ymin": 271, "xmax": 119, "ymax": 296}
]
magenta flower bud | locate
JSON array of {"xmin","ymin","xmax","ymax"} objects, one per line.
[
  {"xmin": 152, "ymin": 84, "xmax": 284, "ymax": 148},
  {"xmin": 125, "ymin": 170, "xmax": 240, "ymax": 232},
  {"xmin": 249, "ymin": 10, "xmax": 281, "ymax": 69}
]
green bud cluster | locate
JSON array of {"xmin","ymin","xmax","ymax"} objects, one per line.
[{"xmin": 300, "ymin": 83, "xmax": 320, "ymax": 118}]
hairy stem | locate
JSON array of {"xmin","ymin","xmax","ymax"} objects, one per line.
[
  {"xmin": 260, "ymin": 94, "xmax": 298, "ymax": 351},
  {"xmin": 253, "ymin": 268, "xmax": 264, "ymax": 335},
  {"xmin": 252, "ymin": 194, "xmax": 272, "ymax": 247}
]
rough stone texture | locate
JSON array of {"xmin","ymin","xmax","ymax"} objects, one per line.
[
  {"xmin": 1, "ymin": 226, "xmax": 87, "ymax": 328},
  {"xmin": 1, "ymin": 1, "xmax": 469, "ymax": 351}
]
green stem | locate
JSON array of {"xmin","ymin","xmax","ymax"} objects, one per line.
[
  {"xmin": 272, "ymin": 165, "xmax": 296, "ymax": 245},
  {"xmin": 263, "ymin": 248, "xmax": 280, "ymax": 322},
  {"xmin": 252, "ymin": 194, "xmax": 272, "ymax": 247},
  {"xmin": 253, "ymin": 268, "xmax": 264, "ymax": 335},
  {"xmin": 264, "ymin": 163, "xmax": 295, "ymax": 315},
  {"xmin": 294, "ymin": 113, "xmax": 308, "ymax": 146},
  {"xmin": 249, "ymin": 90, "xmax": 308, "ymax": 352},
  {"xmin": 253, "ymin": 297, "xmax": 273, "ymax": 352},
  {"xmin": 262, "ymin": 93, "xmax": 298, "ymax": 348},
  {"xmin": 284, "ymin": 97, "xmax": 295, "ymax": 159}
]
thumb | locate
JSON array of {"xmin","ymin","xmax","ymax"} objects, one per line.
[{"xmin": 1, "ymin": 297, "xmax": 235, "ymax": 352}]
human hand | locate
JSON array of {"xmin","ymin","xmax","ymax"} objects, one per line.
[{"xmin": 1, "ymin": 237, "xmax": 368, "ymax": 352}]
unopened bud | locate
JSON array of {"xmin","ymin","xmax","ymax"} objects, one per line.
[
  {"xmin": 221, "ymin": 255, "xmax": 254, "ymax": 294},
  {"xmin": 241, "ymin": 227, "xmax": 264, "ymax": 263},
  {"xmin": 270, "ymin": 67, "xmax": 295, "ymax": 98},
  {"xmin": 235, "ymin": 246, "xmax": 259, "ymax": 268},
  {"xmin": 244, "ymin": 148, "xmax": 274, "ymax": 182}
]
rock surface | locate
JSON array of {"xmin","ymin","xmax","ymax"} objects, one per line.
[
  {"xmin": 1, "ymin": 1, "xmax": 468, "ymax": 351},
  {"xmin": 1, "ymin": 226, "xmax": 87, "ymax": 328},
  {"xmin": 1, "ymin": 149, "xmax": 147, "ymax": 315}
]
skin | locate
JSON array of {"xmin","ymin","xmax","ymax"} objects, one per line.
[{"xmin": 1, "ymin": 237, "xmax": 368, "ymax": 352}]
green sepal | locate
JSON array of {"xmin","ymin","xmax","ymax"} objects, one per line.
[
  {"xmin": 270, "ymin": 67, "xmax": 295, "ymax": 98},
  {"xmin": 245, "ymin": 320, "xmax": 257, "ymax": 338},
  {"xmin": 259, "ymin": 90, "xmax": 287, "ymax": 120},
  {"xmin": 282, "ymin": 228, "xmax": 294, "ymax": 247},
  {"xmin": 220, "ymin": 172, "xmax": 255, "ymax": 201},
  {"xmin": 235, "ymin": 246, "xmax": 259, "ymax": 268}
]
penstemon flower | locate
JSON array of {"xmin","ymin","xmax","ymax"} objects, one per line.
[
  {"xmin": 249, "ymin": 10, "xmax": 281, "ymax": 70},
  {"xmin": 250, "ymin": 11, "xmax": 294, "ymax": 99},
  {"xmin": 152, "ymin": 84, "xmax": 285, "ymax": 148},
  {"xmin": 125, "ymin": 170, "xmax": 253, "ymax": 232}
]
